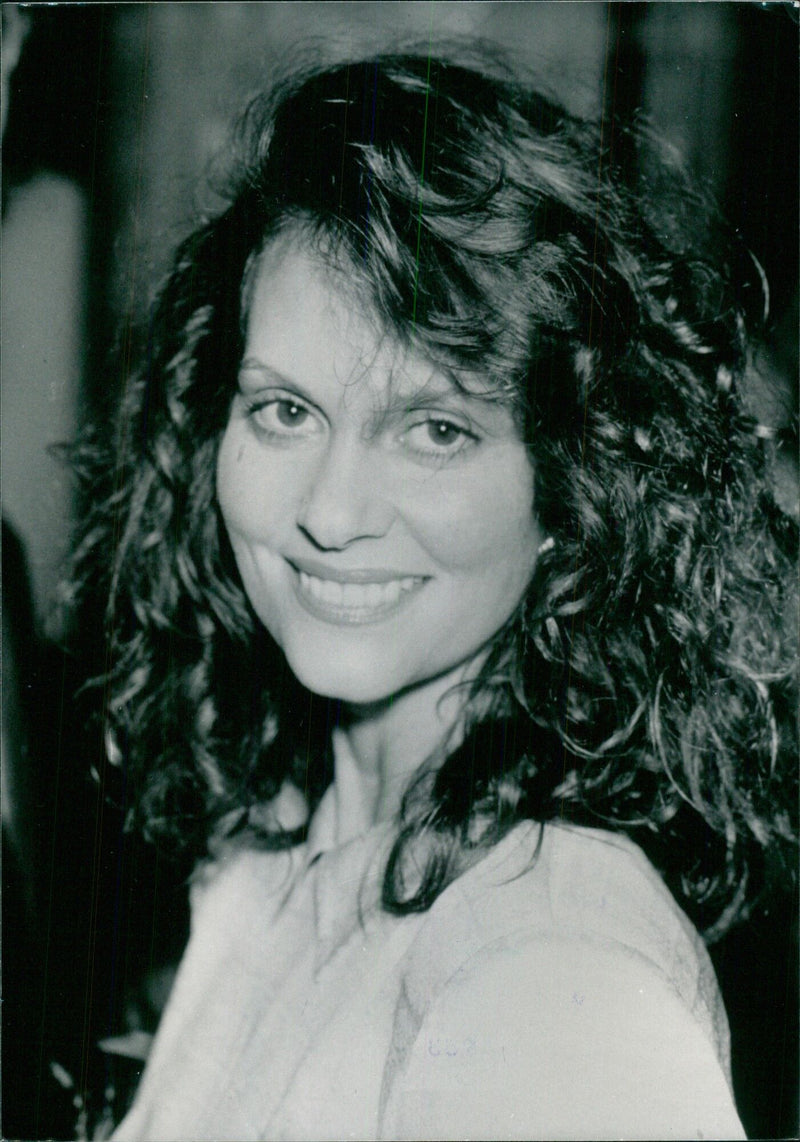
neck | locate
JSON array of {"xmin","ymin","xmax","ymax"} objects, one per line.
[{"xmin": 330, "ymin": 666, "xmax": 474, "ymax": 838}]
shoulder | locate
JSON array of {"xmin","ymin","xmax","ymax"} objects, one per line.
[
  {"xmin": 187, "ymin": 842, "xmax": 302, "ymax": 939},
  {"xmin": 401, "ymin": 822, "xmax": 718, "ymax": 1017},
  {"xmin": 380, "ymin": 823, "xmax": 742, "ymax": 1140}
]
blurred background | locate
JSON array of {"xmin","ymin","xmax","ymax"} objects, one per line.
[{"xmin": 2, "ymin": 4, "xmax": 797, "ymax": 1138}]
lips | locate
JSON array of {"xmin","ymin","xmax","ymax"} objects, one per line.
[
  {"xmin": 287, "ymin": 559, "xmax": 428, "ymax": 625},
  {"xmin": 298, "ymin": 570, "xmax": 420, "ymax": 607}
]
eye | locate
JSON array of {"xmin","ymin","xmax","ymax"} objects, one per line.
[
  {"xmin": 272, "ymin": 400, "xmax": 310, "ymax": 428},
  {"xmin": 401, "ymin": 416, "xmax": 477, "ymax": 461},
  {"xmin": 245, "ymin": 395, "xmax": 323, "ymax": 440}
]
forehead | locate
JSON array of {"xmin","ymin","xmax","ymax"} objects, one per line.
[{"xmin": 242, "ymin": 231, "xmax": 507, "ymax": 410}]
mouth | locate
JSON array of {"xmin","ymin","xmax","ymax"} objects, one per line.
[{"xmin": 287, "ymin": 562, "xmax": 428, "ymax": 625}]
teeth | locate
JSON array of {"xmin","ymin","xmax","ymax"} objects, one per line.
[{"xmin": 298, "ymin": 571, "xmax": 419, "ymax": 609}]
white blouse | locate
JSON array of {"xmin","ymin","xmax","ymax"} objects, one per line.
[{"xmin": 113, "ymin": 787, "xmax": 744, "ymax": 1141}]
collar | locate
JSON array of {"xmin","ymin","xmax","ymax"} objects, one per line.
[{"xmin": 304, "ymin": 785, "xmax": 396, "ymax": 972}]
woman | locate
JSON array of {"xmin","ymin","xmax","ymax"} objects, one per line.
[{"xmin": 72, "ymin": 50, "xmax": 796, "ymax": 1139}]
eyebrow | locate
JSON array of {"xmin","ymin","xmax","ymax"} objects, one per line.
[
  {"xmin": 239, "ymin": 358, "xmax": 292, "ymax": 386},
  {"xmin": 382, "ymin": 385, "xmax": 465, "ymax": 414},
  {"xmin": 237, "ymin": 358, "xmax": 322, "ymax": 406},
  {"xmin": 238, "ymin": 356, "xmax": 452, "ymax": 402},
  {"xmin": 380, "ymin": 368, "xmax": 505, "ymax": 413}
]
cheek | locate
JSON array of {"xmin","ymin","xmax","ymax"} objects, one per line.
[
  {"xmin": 216, "ymin": 426, "xmax": 246, "ymax": 528},
  {"xmin": 409, "ymin": 458, "xmax": 540, "ymax": 577},
  {"xmin": 216, "ymin": 426, "xmax": 289, "ymax": 542}
]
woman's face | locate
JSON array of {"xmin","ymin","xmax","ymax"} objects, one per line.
[{"xmin": 216, "ymin": 234, "xmax": 543, "ymax": 706}]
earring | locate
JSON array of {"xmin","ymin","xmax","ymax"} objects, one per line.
[{"xmin": 537, "ymin": 535, "xmax": 555, "ymax": 556}]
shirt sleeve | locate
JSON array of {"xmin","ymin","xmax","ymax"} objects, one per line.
[{"xmin": 379, "ymin": 932, "xmax": 746, "ymax": 1141}]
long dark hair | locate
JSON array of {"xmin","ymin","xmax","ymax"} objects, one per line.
[{"xmin": 70, "ymin": 49, "xmax": 797, "ymax": 940}]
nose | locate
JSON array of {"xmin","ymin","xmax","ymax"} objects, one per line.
[{"xmin": 296, "ymin": 436, "xmax": 396, "ymax": 551}]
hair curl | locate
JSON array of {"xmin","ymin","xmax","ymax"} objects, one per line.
[{"xmin": 70, "ymin": 49, "xmax": 798, "ymax": 941}]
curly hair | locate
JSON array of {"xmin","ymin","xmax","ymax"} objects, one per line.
[{"xmin": 70, "ymin": 49, "xmax": 797, "ymax": 941}]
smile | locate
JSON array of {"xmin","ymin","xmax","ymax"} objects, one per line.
[{"xmin": 288, "ymin": 563, "xmax": 428, "ymax": 625}]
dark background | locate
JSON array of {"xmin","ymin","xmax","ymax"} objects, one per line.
[{"xmin": 3, "ymin": 4, "xmax": 797, "ymax": 1137}]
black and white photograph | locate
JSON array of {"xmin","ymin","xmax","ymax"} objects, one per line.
[{"xmin": 2, "ymin": 3, "xmax": 798, "ymax": 1139}]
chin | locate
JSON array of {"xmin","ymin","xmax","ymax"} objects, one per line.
[
  {"xmin": 283, "ymin": 647, "xmax": 408, "ymax": 707},
  {"xmin": 294, "ymin": 671, "xmax": 397, "ymax": 706}
]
